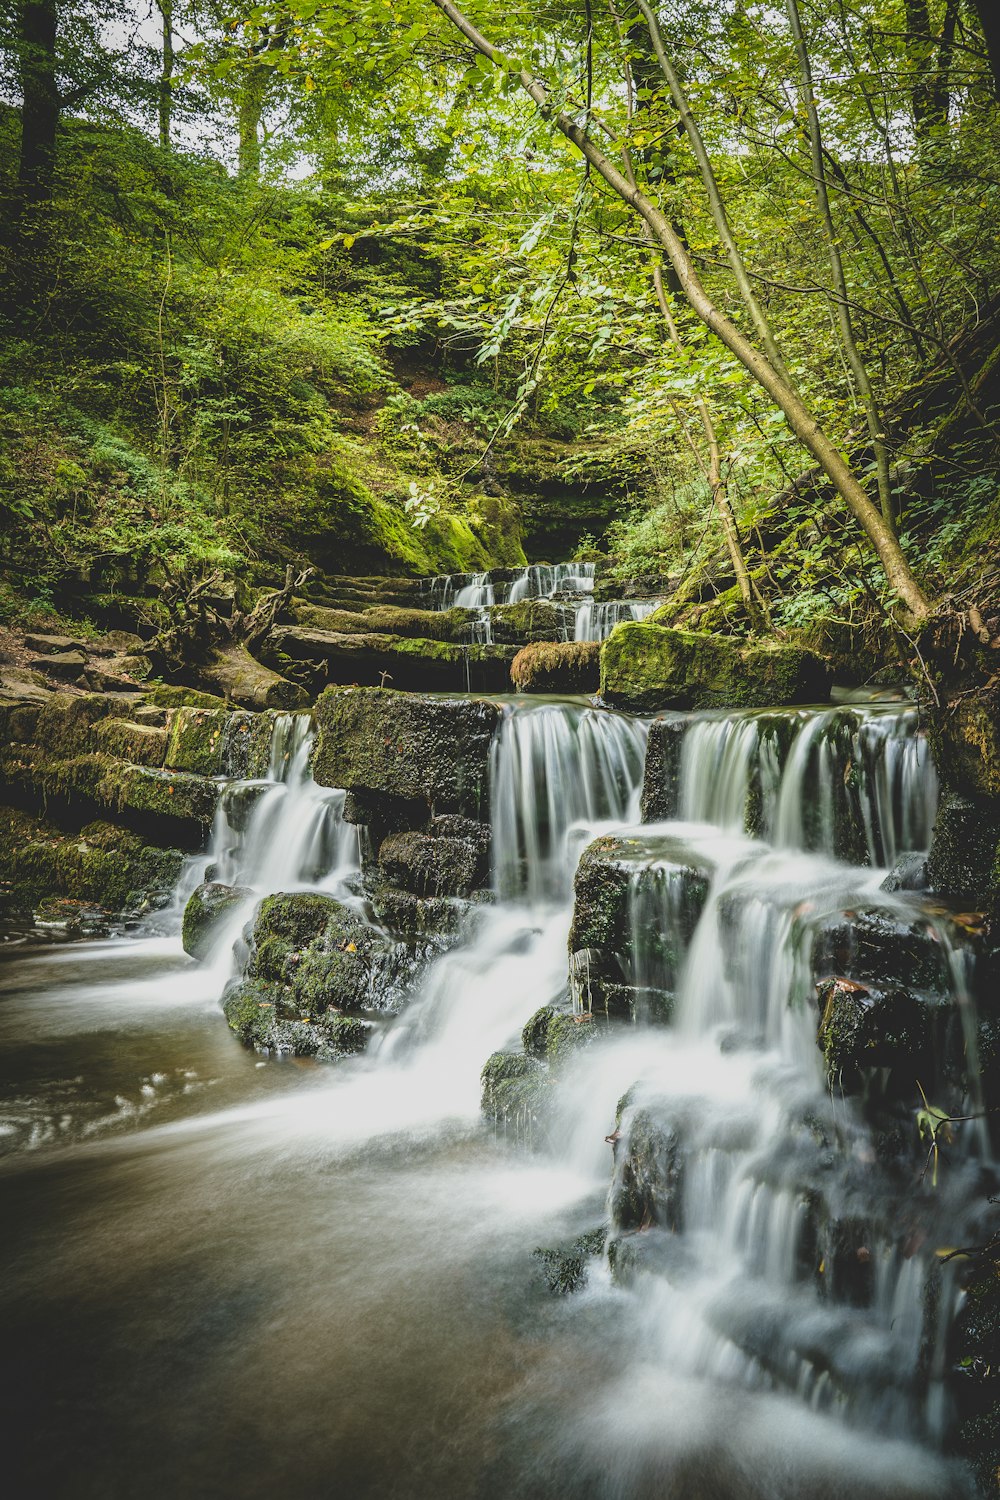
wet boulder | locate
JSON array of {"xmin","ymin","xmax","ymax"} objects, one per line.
[
  {"xmin": 569, "ymin": 833, "xmax": 710, "ymax": 1023},
  {"xmin": 377, "ymin": 824, "xmax": 489, "ymax": 898},
  {"xmin": 480, "ymin": 1051, "xmax": 546, "ymax": 1132},
  {"xmin": 509, "ymin": 640, "xmax": 600, "ymax": 694},
  {"xmin": 221, "ymin": 976, "xmax": 375, "ymax": 1057},
  {"xmin": 182, "ymin": 880, "xmax": 252, "ymax": 961},
  {"xmin": 368, "ymin": 887, "xmax": 484, "ymax": 947},
  {"xmin": 246, "ymin": 890, "xmax": 407, "ymax": 1017},
  {"xmin": 812, "ymin": 907, "xmax": 950, "ymax": 997},
  {"xmin": 313, "ymin": 687, "xmax": 501, "ymax": 817},
  {"xmin": 531, "ymin": 1228, "xmax": 607, "ymax": 1295},
  {"xmin": 33, "ymin": 895, "xmax": 111, "ymax": 938},
  {"xmin": 600, "ymin": 624, "xmax": 830, "ymax": 713},
  {"xmin": 609, "ymin": 1099, "xmax": 685, "ymax": 1232},
  {"xmin": 815, "ymin": 976, "xmax": 932, "ymax": 1091}
]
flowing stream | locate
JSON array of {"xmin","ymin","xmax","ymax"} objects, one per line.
[{"xmin": 0, "ymin": 693, "xmax": 985, "ymax": 1499}]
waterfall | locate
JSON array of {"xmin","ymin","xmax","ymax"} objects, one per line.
[
  {"xmin": 507, "ymin": 562, "xmax": 595, "ymax": 603},
  {"xmin": 675, "ymin": 704, "xmax": 937, "ymax": 865},
  {"xmin": 208, "ymin": 713, "xmax": 359, "ymax": 895},
  {"xmin": 574, "ymin": 598, "xmax": 658, "ymax": 642},
  {"xmin": 489, "ymin": 702, "xmax": 648, "ymax": 903}
]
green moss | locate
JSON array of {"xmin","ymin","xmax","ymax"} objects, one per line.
[
  {"xmin": 522, "ymin": 1005, "xmax": 556, "ymax": 1058},
  {"xmin": 145, "ymin": 684, "xmax": 228, "ymax": 710},
  {"xmin": 93, "ymin": 717, "xmax": 166, "ymax": 766},
  {"xmin": 489, "ymin": 600, "xmax": 569, "ymax": 645},
  {"xmin": 223, "ymin": 977, "xmax": 282, "ymax": 1050},
  {"xmin": 480, "ymin": 1050, "xmax": 546, "ymax": 1125},
  {"xmin": 600, "ymin": 624, "xmax": 830, "ymax": 712},
  {"xmin": 0, "ymin": 806, "xmax": 183, "ymax": 915},
  {"xmin": 164, "ymin": 707, "xmax": 239, "ymax": 775}
]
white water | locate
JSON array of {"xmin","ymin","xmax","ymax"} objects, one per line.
[
  {"xmin": 427, "ymin": 563, "xmax": 659, "ymax": 644},
  {"xmin": 0, "ymin": 693, "xmax": 984, "ymax": 1499}
]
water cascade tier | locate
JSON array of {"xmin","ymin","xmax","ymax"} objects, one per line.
[
  {"xmin": 424, "ymin": 562, "xmax": 661, "ymax": 645},
  {"xmin": 0, "ymin": 687, "xmax": 994, "ymax": 1500}
]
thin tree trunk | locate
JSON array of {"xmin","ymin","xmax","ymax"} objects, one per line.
[
  {"xmin": 426, "ymin": 0, "xmax": 931, "ymax": 620},
  {"xmin": 785, "ymin": 0, "xmax": 896, "ymax": 531},
  {"xmin": 155, "ymin": 0, "xmax": 174, "ymax": 150},
  {"xmin": 237, "ymin": 66, "xmax": 268, "ymax": 177},
  {"xmin": 634, "ymin": 0, "xmax": 792, "ymax": 387},
  {"xmin": 17, "ymin": 0, "xmax": 59, "ymax": 208}
]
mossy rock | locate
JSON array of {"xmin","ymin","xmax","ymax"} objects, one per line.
[
  {"xmin": 480, "ymin": 1050, "xmax": 546, "ymax": 1128},
  {"xmin": 609, "ymin": 1103, "xmax": 684, "ymax": 1232},
  {"xmin": 293, "ymin": 603, "xmax": 470, "ymax": 642},
  {"xmin": 639, "ymin": 715, "xmax": 687, "ymax": 821},
  {"xmin": 930, "ymin": 690, "xmax": 1000, "ymax": 800},
  {"xmin": 144, "ymin": 684, "xmax": 228, "ymax": 711},
  {"xmin": 522, "ymin": 1004, "xmax": 557, "ymax": 1059},
  {"xmin": 34, "ymin": 693, "xmax": 120, "ymax": 757},
  {"xmin": 0, "ymin": 806, "xmax": 184, "ymax": 917},
  {"xmin": 377, "ymin": 827, "xmax": 488, "ymax": 898},
  {"xmin": 270, "ymin": 625, "xmax": 514, "ymax": 693},
  {"xmin": 99, "ymin": 762, "xmax": 219, "ymax": 829},
  {"xmin": 531, "ymin": 1228, "xmax": 607, "ymax": 1295},
  {"xmin": 489, "ymin": 600, "xmax": 571, "ymax": 645},
  {"xmin": 182, "ymin": 881, "xmax": 253, "ymax": 961},
  {"xmin": 815, "ymin": 977, "xmax": 932, "ymax": 1091},
  {"xmin": 510, "ymin": 640, "xmax": 600, "ymax": 694},
  {"xmin": 927, "ymin": 790, "xmax": 1000, "ymax": 911},
  {"xmin": 93, "ymin": 717, "xmax": 167, "ymax": 767},
  {"xmin": 247, "ymin": 890, "xmax": 399, "ymax": 1017},
  {"xmin": 313, "ymin": 687, "xmax": 501, "ymax": 815},
  {"xmin": 164, "ymin": 707, "xmax": 255, "ymax": 776},
  {"xmin": 600, "ymin": 623, "xmax": 830, "ymax": 712}
]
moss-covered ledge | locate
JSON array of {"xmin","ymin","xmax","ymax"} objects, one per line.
[
  {"xmin": 312, "ymin": 686, "xmax": 502, "ymax": 816},
  {"xmin": 600, "ymin": 623, "xmax": 831, "ymax": 712}
]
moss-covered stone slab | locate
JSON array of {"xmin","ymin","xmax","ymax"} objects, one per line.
[
  {"xmin": 293, "ymin": 603, "xmax": 470, "ymax": 642},
  {"xmin": 510, "ymin": 640, "xmax": 600, "ymax": 693},
  {"xmin": 163, "ymin": 706, "xmax": 255, "ymax": 776},
  {"xmin": 270, "ymin": 626, "xmax": 514, "ymax": 693},
  {"xmin": 377, "ymin": 825, "xmax": 489, "ymax": 898},
  {"xmin": 640, "ymin": 715, "xmax": 687, "ymax": 821},
  {"xmin": 489, "ymin": 600, "xmax": 572, "ymax": 645},
  {"xmin": 313, "ymin": 687, "xmax": 501, "ymax": 815},
  {"xmin": 94, "ymin": 716, "xmax": 167, "ymax": 767},
  {"xmin": 600, "ymin": 623, "xmax": 830, "ymax": 711}
]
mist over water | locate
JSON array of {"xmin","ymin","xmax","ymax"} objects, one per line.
[{"xmin": 0, "ymin": 689, "xmax": 983, "ymax": 1499}]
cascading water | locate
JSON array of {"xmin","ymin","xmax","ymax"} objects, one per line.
[
  {"xmin": 0, "ymin": 687, "xmax": 987, "ymax": 1500},
  {"xmin": 573, "ymin": 598, "xmax": 658, "ymax": 642},
  {"xmin": 677, "ymin": 702, "xmax": 937, "ymax": 864}
]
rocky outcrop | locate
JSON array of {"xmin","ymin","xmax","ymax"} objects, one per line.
[{"xmin": 600, "ymin": 623, "xmax": 830, "ymax": 712}]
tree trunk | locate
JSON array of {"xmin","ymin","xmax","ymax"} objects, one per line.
[
  {"xmin": 17, "ymin": 0, "xmax": 59, "ymax": 209},
  {"xmin": 968, "ymin": 0, "xmax": 1000, "ymax": 99},
  {"xmin": 427, "ymin": 0, "xmax": 931, "ymax": 620},
  {"xmin": 237, "ymin": 66, "xmax": 268, "ymax": 178},
  {"xmin": 155, "ymin": 0, "xmax": 174, "ymax": 150},
  {"xmin": 199, "ymin": 642, "xmax": 308, "ymax": 710}
]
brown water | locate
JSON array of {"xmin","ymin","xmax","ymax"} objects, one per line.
[{"xmin": 0, "ymin": 926, "xmax": 974, "ymax": 1500}]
